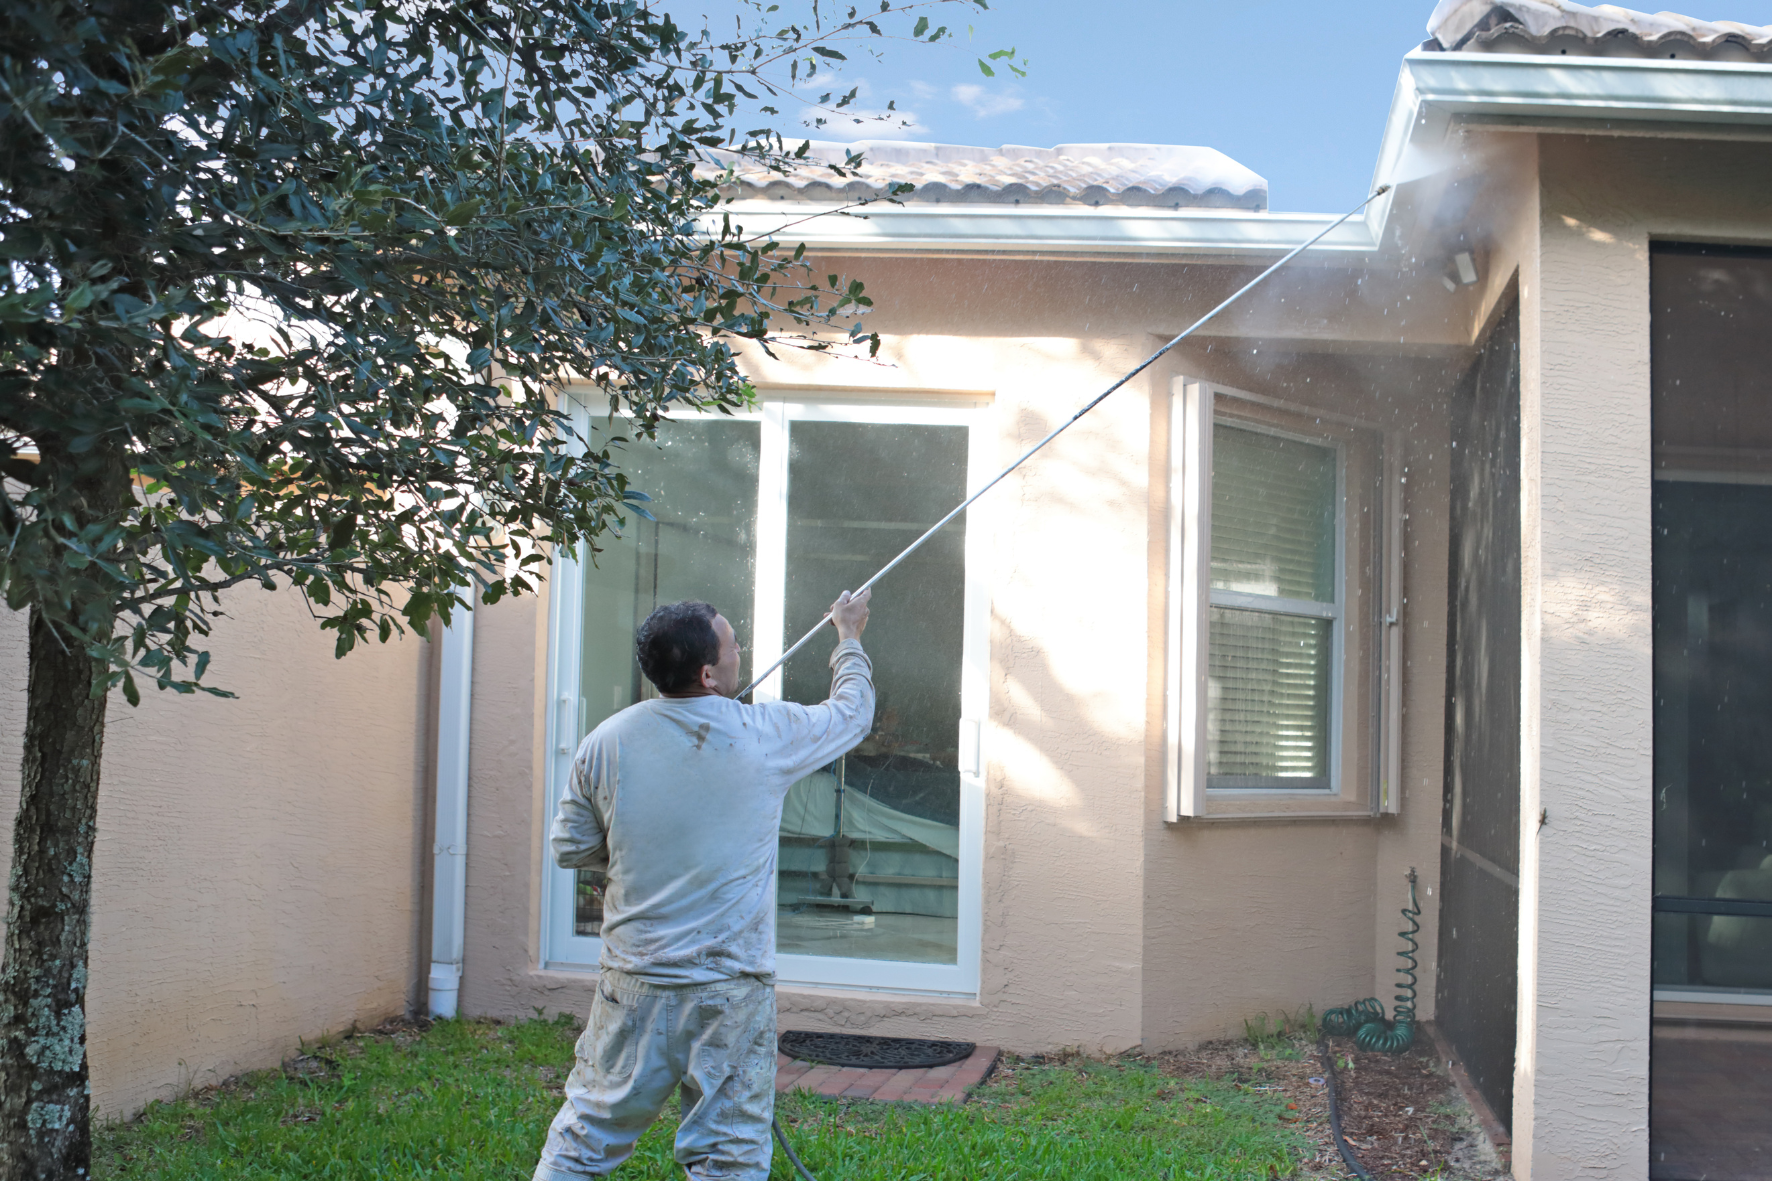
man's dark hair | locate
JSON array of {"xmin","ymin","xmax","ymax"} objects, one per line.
[{"xmin": 636, "ymin": 601, "xmax": 722, "ymax": 693}]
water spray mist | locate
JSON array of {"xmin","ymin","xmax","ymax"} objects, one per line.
[{"xmin": 737, "ymin": 183, "xmax": 1392, "ymax": 701}]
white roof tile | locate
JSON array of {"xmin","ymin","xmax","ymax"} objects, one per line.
[
  {"xmin": 706, "ymin": 141, "xmax": 1268, "ymax": 211},
  {"xmin": 1428, "ymin": 1, "xmax": 1772, "ymax": 58}
]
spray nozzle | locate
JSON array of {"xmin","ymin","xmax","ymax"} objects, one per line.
[{"xmin": 1374, "ymin": 183, "xmax": 1393, "ymax": 196}]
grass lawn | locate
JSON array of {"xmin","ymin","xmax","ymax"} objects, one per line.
[{"xmin": 94, "ymin": 1016, "xmax": 1312, "ymax": 1180}]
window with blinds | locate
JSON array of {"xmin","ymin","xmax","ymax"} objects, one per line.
[
  {"xmin": 1167, "ymin": 377, "xmax": 1399, "ymax": 820},
  {"xmin": 1206, "ymin": 424, "xmax": 1340, "ymax": 790}
]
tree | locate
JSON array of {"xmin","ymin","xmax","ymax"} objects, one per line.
[{"xmin": 0, "ymin": 0, "xmax": 993, "ymax": 1173}]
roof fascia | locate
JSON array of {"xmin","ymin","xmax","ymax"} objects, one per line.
[
  {"xmin": 1374, "ymin": 49, "xmax": 1772, "ymax": 199},
  {"xmin": 1402, "ymin": 49, "xmax": 1772, "ymax": 138}
]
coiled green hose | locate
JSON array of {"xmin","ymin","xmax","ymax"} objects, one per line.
[{"xmin": 1322, "ymin": 869, "xmax": 1420, "ymax": 1054}]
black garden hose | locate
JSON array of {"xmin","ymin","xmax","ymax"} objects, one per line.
[
  {"xmin": 1318, "ymin": 1036, "xmax": 1375, "ymax": 1181},
  {"xmin": 773, "ymin": 1114, "xmax": 820, "ymax": 1181}
]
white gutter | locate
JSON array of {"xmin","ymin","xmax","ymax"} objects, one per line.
[
  {"xmin": 706, "ymin": 203, "xmax": 1379, "ymax": 260},
  {"xmin": 1403, "ymin": 49, "xmax": 1772, "ymax": 134},
  {"xmin": 427, "ymin": 605, "xmax": 474, "ymax": 1020}
]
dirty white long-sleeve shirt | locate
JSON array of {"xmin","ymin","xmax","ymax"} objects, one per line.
[{"xmin": 550, "ymin": 639, "xmax": 875, "ymax": 985}]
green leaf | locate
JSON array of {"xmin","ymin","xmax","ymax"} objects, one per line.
[{"xmin": 976, "ymin": 57, "xmax": 995, "ymax": 77}]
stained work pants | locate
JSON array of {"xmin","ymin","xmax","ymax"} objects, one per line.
[{"xmin": 533, "ymin": 970, "xmax": 777, "ymax": 1181}]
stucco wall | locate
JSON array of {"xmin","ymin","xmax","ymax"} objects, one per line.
[
  {"xmin": 454, "ymin": 248, "xmax": 1472, "ymax": 1056},
  {"xmin": 0, "ymin": 591, "xmax": 430, "ymax": 1119}
]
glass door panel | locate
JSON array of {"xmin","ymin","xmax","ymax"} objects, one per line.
[
  {"xmin": 573, "ymin": 418, "xmax": 761, "ymax": 939},
  {"xmin": 1653, "ymin": 480, "xmax": 1772, "ymax": 994},
  {"xmin": 775, "ymin": 420, "xmax": 969, "ymax": 967}
]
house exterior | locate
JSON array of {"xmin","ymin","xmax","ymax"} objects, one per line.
[{"xmin": 4, "ymin": 2, "xmax": 1772, "ymax": 1177}]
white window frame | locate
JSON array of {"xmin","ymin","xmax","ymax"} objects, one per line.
[
  {"xmin": 1166, "ymin": 378, "xmax": 1403, "ymax": 821},
  {"xmin": 541, "ymin": 390, "xmax": 990, "ymax": 998}
]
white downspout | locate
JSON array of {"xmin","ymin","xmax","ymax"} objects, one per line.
[{"xmin": 427, "ymin": 605, "xmax": 474, "ymax": 1019}]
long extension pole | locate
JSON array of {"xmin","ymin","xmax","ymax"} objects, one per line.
[{"xmin": 737, "ymin": 184, "xmax": 1391, "ymax": 701}]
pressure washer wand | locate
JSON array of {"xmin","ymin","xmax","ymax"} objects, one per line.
[{"xmin": 737, "ymin": 184, "xmax": 1391, "ymax": 701}]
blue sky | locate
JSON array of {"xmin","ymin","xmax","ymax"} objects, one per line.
[{"xmin": 690, "ymin": 0, "xmax": 1772, "ymax": 212}]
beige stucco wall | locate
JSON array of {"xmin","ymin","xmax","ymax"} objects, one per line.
[
  {"xmin": 0, "ymin": 591, "xmax": 431, "ymax": 1119},
  {"xmin": 455, "ymin": 248, "xmax": 1473, "ymax": 1056},
  {"xmin": 1504, "ymin": 133, "xmax": 1772, "ymax": 1181},
  {"xmin": 1140, "ymin": 338, "xmax": 1457, "ymax": 1049}
]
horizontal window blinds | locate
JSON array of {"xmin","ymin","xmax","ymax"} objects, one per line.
[
  {"xmin": 1207, "ymin": 608, "xmax": 1331, "ymax": 785},
  {"xmin": 1211, "ymin": 425, "xmax": 1336, "ymax": 602},
  {"xmin": 1208, "ymin": 424, "xmax": 1337, "ymax": 786}
]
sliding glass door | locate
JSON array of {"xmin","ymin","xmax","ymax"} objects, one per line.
[
  {"xmin": 543, "ymin": 395, "xmax": 989, "ymax": 997},
  {"xmin": 1650, "ymin": 243, "xmax": 1772, "ymax": 1181}
]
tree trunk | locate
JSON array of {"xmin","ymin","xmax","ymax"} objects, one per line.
[{"xmin": 0, "ymin": 608, "xmax": 109, "ymax": 1179}]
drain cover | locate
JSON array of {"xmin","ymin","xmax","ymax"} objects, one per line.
[{"xmin": 778, "ymin": 1030, "xmax": 975, "ymax": 1069}]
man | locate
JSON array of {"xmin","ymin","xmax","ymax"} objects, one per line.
[{"xmin": 533, "ymin": 589, "xmax": 875, "ymax": 1181}]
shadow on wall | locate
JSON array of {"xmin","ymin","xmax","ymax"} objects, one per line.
[{"xmin": 0, "ymin": 589, "xmax": 432, "ymax": 1120}]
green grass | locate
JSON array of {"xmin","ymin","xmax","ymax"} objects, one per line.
[{"xmin": 95, "ymin": 1016, "xmax": 1310, "ymax": 1181}]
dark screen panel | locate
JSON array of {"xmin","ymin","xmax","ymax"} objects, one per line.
[{"xmin": 1436, "ymin": 295, "xmax": 1521, "ymax": 1132}]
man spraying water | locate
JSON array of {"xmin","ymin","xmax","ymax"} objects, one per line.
[
  {"xmin": 526, "ymin": 179, "xmax": 1391, "ymax": 1181},
  {"xmin": 533, "ymin": 589, "xmax": 875, "ymax": 1181}
]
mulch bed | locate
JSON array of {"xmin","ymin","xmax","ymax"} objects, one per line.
[
  {"xmin": 1150, "ymin": 1031, "xmax": 1508, "ymax": 1180},
  {"xmin": 1323, "ymin": 1036, "xmax": 1483, "ymax": 1179}
]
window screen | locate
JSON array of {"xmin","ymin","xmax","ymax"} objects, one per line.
[{"xmin": 1207, "ymin": 424, "xmax": 1338, "ymax": 789}]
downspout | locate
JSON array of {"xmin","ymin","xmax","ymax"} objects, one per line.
[{"xmin": 427, "ymin": 604, "xmax": 474, "ymax": 1019}]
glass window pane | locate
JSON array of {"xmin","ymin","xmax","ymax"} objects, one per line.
[
  {"xmin": 576, "ymin": 418, "xmax": 762, "ymax": 937},
  {"xmin": 1652, "ymin": 479, "xmax": 1772, "ymax": 994},
  {"xmin": 777, "ymin": 420, "xmax": 968, "ymax": 966},
  {"xmin": 1212, "ymin": 425, "xmax": 1337, "ymax": 603},
  {"xmin": 575, "ymin": 870, "xmax": 607, "ymax": 938},
  {"xmin": 1207, "ymin": 607, "xmax": 1331, "ymax": 788}
]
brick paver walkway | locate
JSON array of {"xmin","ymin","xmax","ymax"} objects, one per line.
[{"xmin": 775, "ymin": 1045, "xmax": 999, "ymax": 1104}]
